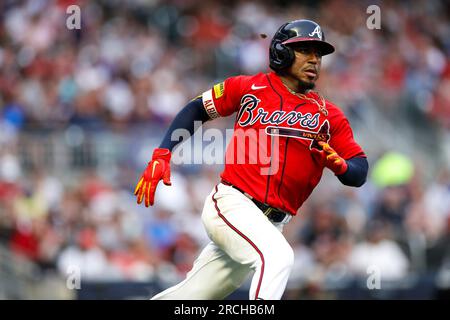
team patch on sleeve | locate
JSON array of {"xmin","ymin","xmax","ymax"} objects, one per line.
[
  {"xmin": 202, "ymin": 89, "xmax": 220, "ymax": 119},
  {"xmin": 213, "ymin": 82, "xmax": 225, "ymax": 99}
]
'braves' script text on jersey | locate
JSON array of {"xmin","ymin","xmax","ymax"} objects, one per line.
[{"xmin": 202, "ymin": 72, "xmax": 365, "ymax": 215}]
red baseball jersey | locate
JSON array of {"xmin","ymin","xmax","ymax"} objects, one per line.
[{"xmin": 201, "ymin": 72, "xmax": 365, "ymax": 215}]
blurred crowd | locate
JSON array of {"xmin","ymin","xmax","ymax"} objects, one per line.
[
  {"xmin": 0, "ymin": 0, "xmax": 450, "ymax": 298},
  {"xmin": 1, "ymin": 0, "xmax": 449, "ymax": 128}
]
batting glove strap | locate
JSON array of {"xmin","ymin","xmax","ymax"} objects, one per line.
[
  {"xmin": 151, "ymin": 148, "xmax": 171, "ymax": 162},
  {"xmin": 326, "ymin": 152, "xmax": 348, "ymax": 175}
]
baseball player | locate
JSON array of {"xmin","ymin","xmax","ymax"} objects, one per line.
[{"xmin": 134, "ymin": 19, "xmax": 368, "ymax": 300}]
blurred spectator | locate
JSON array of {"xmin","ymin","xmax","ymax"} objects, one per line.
[
  {"xmin": 348, "ymin": 220, "xmax": 410, "ymax": 281},
  {"xmin": 57, "ymin": 226, "xmax": 118, "ymax": 280},
  {"xmin": 372, "ymin": 185, "xmax": 410, "ymax": 236}
]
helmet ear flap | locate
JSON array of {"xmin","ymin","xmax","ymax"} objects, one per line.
[{"xmin": 269, "ymin": 40, "xmax": 295, "ymax": 71}]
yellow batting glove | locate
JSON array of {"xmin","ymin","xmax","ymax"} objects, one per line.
[{"xmin": 312, "ymin": 141, "xmax": 348, "ymax": 175}]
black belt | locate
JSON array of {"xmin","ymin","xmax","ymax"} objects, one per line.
[{"xmin": 221, "ymin": 180, "xmax": 291, "ymax": 223}]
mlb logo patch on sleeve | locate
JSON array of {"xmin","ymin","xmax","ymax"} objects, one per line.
[{"xmin": 213, "ymin": 82, "xmax": 225, "ymax": 99}]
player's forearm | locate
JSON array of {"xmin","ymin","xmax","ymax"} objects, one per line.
[
  {"xmin": 337, "ymin": 156, "xmax": 368, "ymax": 187},
  {"xmin": 159, "ymin": 97, "xmax": 210, "ymax": 151}
]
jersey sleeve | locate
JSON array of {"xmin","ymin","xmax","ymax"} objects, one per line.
[
  {"xmin": 201, "ymin": 76, "xmax": 245, "ymax": 119},
  {"xmin": 329, "ymin": 110, "xmax": 366, "ymax": 160}
]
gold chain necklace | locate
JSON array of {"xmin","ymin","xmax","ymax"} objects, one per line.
[{"xmin": 281, "ymin": 81, "xmax": 328, "ymax": 116}]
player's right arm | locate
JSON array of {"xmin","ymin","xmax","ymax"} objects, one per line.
[
  {"xmin": 158, "ymin": 96, "xmax": 211, "ymax": 151},
  {"xmin": 133, "ymin": 97, "xmax": 209, "ymax": 207},
  {"xmin": 134, "ymin": 76, "xmax": 245, "ymax": 207}
]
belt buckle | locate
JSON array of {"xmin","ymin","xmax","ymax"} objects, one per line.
[{"xmin": 264, "ymin": 207, "xmax": 273, "ymax": 216}]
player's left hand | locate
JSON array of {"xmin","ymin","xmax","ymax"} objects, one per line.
[
  {"xmin": 134, "ymin": 148, "xmax": 172, "ymax": 207},
  {"xmin": 312, "ymin": 141, "xmax": 348, "ymax": 175}
]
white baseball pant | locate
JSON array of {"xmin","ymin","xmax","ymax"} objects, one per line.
[{"xmin": 151, "ymin": 182, "xmax": 294, "ymax": 300}]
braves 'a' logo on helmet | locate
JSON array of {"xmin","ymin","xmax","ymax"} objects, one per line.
[{"xmin": 308, "ymin": 26, "xmax": 322, "ymax": 39}]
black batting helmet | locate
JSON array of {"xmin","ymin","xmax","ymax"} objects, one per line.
[{"xmin": 269, "ymin": 19, "xmax": 335, "ymax": 71}]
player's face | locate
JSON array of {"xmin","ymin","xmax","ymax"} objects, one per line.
[{"xmin": 288, "ymin": 45, "xmax": 322, "ymax": 89}]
